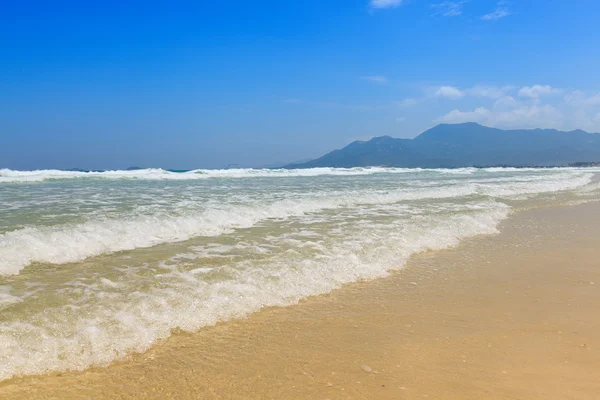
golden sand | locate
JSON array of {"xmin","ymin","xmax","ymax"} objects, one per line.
[{"xmin": 1, "ymin": 202, "xmax": 599, "ymax": 399}]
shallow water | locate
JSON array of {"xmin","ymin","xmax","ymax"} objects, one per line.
[{"xmin": 1, "ymin": 166, "xmax": 599, "ymax": 381}]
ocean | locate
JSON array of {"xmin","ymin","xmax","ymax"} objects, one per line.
[{"xmin": 1, "ymin": 166, "xmax": 599, "ymax": 381}]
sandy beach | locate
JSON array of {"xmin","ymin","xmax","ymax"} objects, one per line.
[{"xmin": 1, "ymin": 201, "xmax": 599, "ymax": 399}]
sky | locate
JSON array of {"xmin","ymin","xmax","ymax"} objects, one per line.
[{"xmin": 1, "ymin": 0, "xmax": 600, "ymax": 170}]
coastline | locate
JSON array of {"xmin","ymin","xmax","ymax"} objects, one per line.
[{"xmin": 2, "ymin": 201, "xmax": 600, "ymax": 399}]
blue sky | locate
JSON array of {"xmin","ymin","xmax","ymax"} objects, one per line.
[{"xmin": 1, "ymin": 0, "xmax": 600, "ymax": 169}]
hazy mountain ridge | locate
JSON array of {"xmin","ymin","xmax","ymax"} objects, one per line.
[{"xmin": 287, "ymin": 123, "xmax": 600, "ymax": 168}]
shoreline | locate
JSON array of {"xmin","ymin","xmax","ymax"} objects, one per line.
[{"xmin": 2, "ymin": 201, "xmax": 600, "ymax": 399}]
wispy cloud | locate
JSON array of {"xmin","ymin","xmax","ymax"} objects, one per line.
[
  {"xmin": 430, "ymin": 1, "xmax": 468, "ymax": 17},
  {"xmin": 360, "ymin": 75, "xmax": 388, "ymax": 85},
  {"xmin": 434, "ymin": 86, "xmax": 464, "ymax": 99},
  {"xmin": 370, "ymin": 0, "xmax": 404, "ymax": 9},
  {"xmin": 564, "ymin": 90, "xmax": 600, "ymax": 107},
  {"xmin": 466, "ymin": 85, "xmax": 515, "ymax": 99},
  {"xmin": 481, "ymin": 2, "xmax": 511, "ymax": 20},
  {"xmin": 433, "ymin": 84, "xmax": 600, "ymax": 132},
  {"xmin": 430, "ymin": 85, "xmax": 515, "ymax": 100},
  {"xmin": 518, "ymin": 85, "xmax": 559, "ymax": 99},
  {"xmin": 563, "ymin": 90, "xmax": 600, "ymax": 132},
  {"xmin": 437, "ymin": 104, "xmax": 563, "ymax": 129}
]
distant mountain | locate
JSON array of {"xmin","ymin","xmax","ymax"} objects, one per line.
[{"xmin": 287, "ymin": 123, "xmax": 600, "ymax": 168}]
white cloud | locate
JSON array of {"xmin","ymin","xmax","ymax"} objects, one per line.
[
  {"xmin": 435, "ymin": 86, "xmax": 464, "ymax": 99},
  {"xmin": 518, "ymin": 85, "xmax": 558, "ymax": 99},
  {"xmin": 481, "ymin": 3, "xmax": 510, "ymax": 21},
  {"xmin": 430, "ymin": 85, "xmax": 513, "ymax": 100},
  {"xmin": 284, "ymin": 84, "xmax": 600, "ymax": 133},
  {"xmin": 360, "ymin": 75, "xmax": 388, "ymax": 84},
  {"xmin": 370, "ymin": 0, "xmax": 404, "ymax": 9},
  {"xmin": 493, "ymin": 95, "xmax": 517, "ymax": 109},
  {"xmin": 563, "ymin": 91, "xmax": 600, "ymax": 132},
  {"xmin": 465, "ymin": 85, "xmax": 514, "ymax": 99},
  {"xmin": 439, "ymin": 107, "xmax": 490, "ymax": 124},
  {"xmin": 438, "ymin": 104, "xmax": 563, "ymax": 129},
  {"xmin": 564, "ymin": 90, "xmax": 600, "ymax": 107},
  {"xmin": 574, "ymin": 92, "xmax": 600, "ymax": 107},
  {"xmin": 564, "ymin": 90, "xmax": 586, "ymax": 105},
  {"xmin": 423, "ymin": 84, "xmax": 600, "ymax": 132},
  {"xmin": 431, "ymin": 1, "xmax": 467, "ymax": 17}
]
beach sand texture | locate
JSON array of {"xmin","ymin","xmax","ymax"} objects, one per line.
[{"xmin": 1, "ymin": 201, "xmax": 599, "ymax": 399}]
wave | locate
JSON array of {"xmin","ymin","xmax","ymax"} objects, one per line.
[
  {"xmin": 0, "ymin": 167, "xmax": 406, "ymax": 183},
  {"xmin": 0, "ymin": 171, "xmax": 593, "ymax": 277},
  {"xmin": 0, "ymin": 166, "xmax": 584, "ymax": 183},
  {"xmin": 0, "ymin": 202, "xmax": 510, "ymax": 381},
  {"xmin": 0, "ymin": 185, "xmax": 478, "ymax": 276}
]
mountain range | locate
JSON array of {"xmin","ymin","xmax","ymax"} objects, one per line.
[{"xmin": 286, "ymin": 123, "xmax": 600, "ymax": 168}]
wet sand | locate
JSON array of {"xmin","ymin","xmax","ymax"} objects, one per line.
[{"xmin": 1, "ymin": 202, "xmax": 599, "ymax": 399}]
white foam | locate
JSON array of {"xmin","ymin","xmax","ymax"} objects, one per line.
[
  {"xmin": 0, "ymin": 167, "xmax": 411, "ymax": 183},
  {"xmin": 475, "ymin": 172, "xmax": 594, "ymax": 197},
  {"xmin": 0, "ymin": 185, "xmax": 478, "ymax": 276},
  {"xmin": 0, "ymin": 166, "xmax": 573, "ymax": 183},
  {"xmin": 0, "ymin": 202, "xmax": 509, "ymax": 381},
  {"xmin": 0, "ymin": 171, "xmax": 594, "ymax": 276}
]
